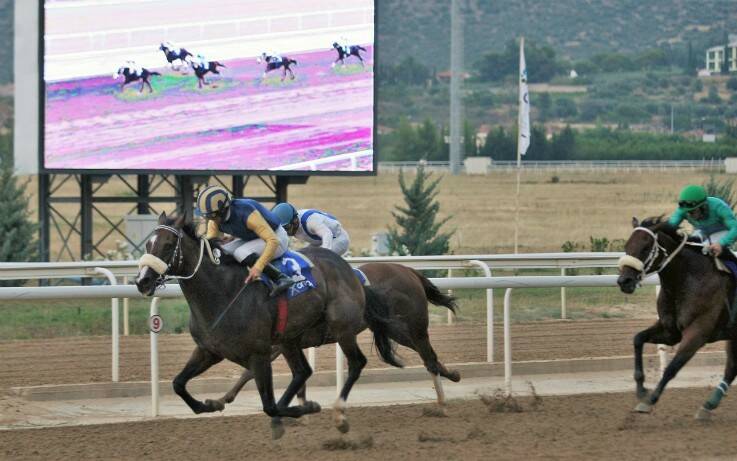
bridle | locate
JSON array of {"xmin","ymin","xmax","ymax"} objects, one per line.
[
  {"xmin": 138, "ymin": 224, "xmax": 220, "ymax": 285},
  {"xmin": 618, "ymin": 226, "xmax": 688, "ymax": 281}
]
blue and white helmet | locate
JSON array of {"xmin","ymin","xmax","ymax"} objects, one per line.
[{"xmin": 196, "ymin": 185, "xmax": 232, "ymax": 218}]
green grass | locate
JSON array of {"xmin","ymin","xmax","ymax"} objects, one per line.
[
  {"xmin": 332, "ymin": 63, "xmax": 373, "ymax": 76},
  {"xmin": 114, "ymin": 74, "xmax": 240, "ymax": 101},
  {"xmin": 0, "ymin": 279, "xmax": 657, "ymax": 340},
  {"xmin": 0, "ymin": 298, "xmax": 191, "ymax": 340}
]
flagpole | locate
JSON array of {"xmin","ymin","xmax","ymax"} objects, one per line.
[{"xmin": 514, "ymin": 37, "xmax": 525, "ymax": 254}]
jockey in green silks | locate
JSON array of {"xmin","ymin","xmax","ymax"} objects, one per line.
[{"xmin": 668, "ymin": 184, "xmax": 737, "ymax": 257}]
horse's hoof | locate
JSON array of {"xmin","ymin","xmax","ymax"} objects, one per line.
[
  {"xmin": 447, "ymin": 370, "xmax": 461, "ymax": 383},
  {"xmin": 336, "ymin": 419, "xmax": 350, "ymax": 434},
  {"xmin": 303, "ymin": 401, "xmax": 321, "ymax": 414},
  {"xmin": 204, "ymin": 399, "xmax": 225, "ymax": 412},
  {"xmin": 271, "ymin": 419, "xmax": 285, "ymax": 440},
  {"xmin": 633, "ymin": 402, "xmax": 652, "ymax": 413},
  {"xmin": 695, "ymin": 407, "xmax": 712, "ymax": 421}
]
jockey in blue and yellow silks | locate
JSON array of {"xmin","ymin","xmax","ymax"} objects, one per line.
[
  {"xmin": 668, "ymin": 184, "xmax": 737, "ymax": 257},
  {"xmin": 196, "ymin": 185, "xmax": 294, "ymax": 296}
]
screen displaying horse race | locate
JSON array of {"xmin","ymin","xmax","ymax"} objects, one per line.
[{"xmin": 42, "ymin": 0, "xmax": 375, "ymax": 173}]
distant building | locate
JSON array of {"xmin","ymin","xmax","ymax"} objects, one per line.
[
  {"xmin": 569, "ymin": 69, "xmax": 578, "ymax": 79},
  {"xmin": 705, "ymin": 34, "xmax": 737, "ymax": 73}
]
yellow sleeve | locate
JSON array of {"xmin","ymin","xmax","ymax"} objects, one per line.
[
  {"xmin": 246, "ymin": 211, "xmax": 279, "ymax": 271},
  {"xmin": 205, "ymin": 220, "xmax": 221, "ymax": 240}
]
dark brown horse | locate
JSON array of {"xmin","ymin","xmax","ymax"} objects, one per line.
[
  {"xmin": 617, "ymin": 216, "xmax": 737, "ymax": 419},
  {"xmin": 213, "ymin": 262, "xmax": 461, "ymax": 414},
  {"xmin": 135, "ymin": 213, "xmax": 402, "ymax": 438}
]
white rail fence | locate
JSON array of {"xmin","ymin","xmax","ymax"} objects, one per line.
[
  {"xmin": 0, "ymin": 253, "xmax": 663, "ymax": 417},
  {"xmin": 378, "ymin": 159, "xmax": 725, "ymax": 173}
]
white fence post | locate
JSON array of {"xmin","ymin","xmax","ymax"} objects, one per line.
[
  {"xmin": 468, "ymin": 260, "xmax": 493, "ymax": 362},
  {"xmin": 654, "ymin": 284, "xmax": 669, "ymax": 376},
  {"xmin": 504, "ymin": 288, "xmax": 513, "ymax": 395},
  {"xmin": 94, "ymin": 267, "xmax": 119, "ymax": 383},
  {"xmin": 447, "ymin": 268, "xmax": 454, "ymax": 324},
  {"xmin": 336, "ymin": 344, "xmax": 345, "ymax": 396},
  {"xmin": 150, "ymin": 297, "xmax": 161, "ymax": 417},
  {"xmin": 308, "ymin": 347, "xmax": 316, "ymax": 371},
  {"xmin": 123, "ymin": 276, "xmax": 130, "ymax": 336},
  {"xmin": 560, "ymin": 267, "xmax": 567, "ymax": 319}
]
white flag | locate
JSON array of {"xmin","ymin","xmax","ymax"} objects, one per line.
[{"xmin": 518, "ymin": 38, "xmax": 530, "ymax": 158}]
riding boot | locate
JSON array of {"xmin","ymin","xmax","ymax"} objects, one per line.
[
  {"xmin": 262, "ymin": 263, "xmax": 295, "ymax": 297},
  {"xmin": 241, "ymin": 254, "xmax": 294, "ymax": 297}
]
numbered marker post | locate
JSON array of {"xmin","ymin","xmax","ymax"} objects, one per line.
[{"xmin": 149, "ymin": 314, "xmax": 163, "ymax": 333}]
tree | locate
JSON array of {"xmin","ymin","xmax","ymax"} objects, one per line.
[
  {"xmin": 386, "ymin": 165, "xmax": 454, "ymax": 256},
  {"xmin": 463, "ymin": 119, "xmax": 478, "ymax": 158},
  {"xmin": 480, "ymin": 126, "xmax": 515, "ymax": 160},
  {"xmin": 550, "ymin": 125, "xmax": 576, "ymax": 160},
  {"xmin": 0, "ymin": 132, "xmax": 38, "ymax": 285},
  {"xmin": 727, "ymin": 77, "xmax": 737, "ymax": 92}
]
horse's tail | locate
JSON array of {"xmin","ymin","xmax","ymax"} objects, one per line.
[
  {"xmin": 411, "ymin": 268, "xmax": 458, "ymax": 314},
  {"xmin": 357, "ymin": 46, "xmax": 366, "ymax": 52},
  {"xmin": 216, "ymin": 61, "xmax": 227, "ymax": 68},
  {"xmin": 363, "ymin": 286, "xmax": 403, "ymax": 368},
  {"xmin": 290, "ymin": 59, "xmax": 298, "ymax": 66},
  {"xmin": 149, "ymin": 71, "xmax": 161, "ymax": 76}
]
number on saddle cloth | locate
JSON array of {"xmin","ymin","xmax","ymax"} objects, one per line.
[{"xmin": 259, "ymin": 251, "xmax": 317, "ymax": 299}]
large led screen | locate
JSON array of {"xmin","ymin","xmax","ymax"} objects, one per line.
[{"xmin": 43, "ymin": 0, "xmax": 375, "ymax": 173}]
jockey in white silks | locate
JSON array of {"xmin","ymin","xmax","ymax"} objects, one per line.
[{"xmin": 271, "ymin": 202, "xmax": 351, "ymax": 256}]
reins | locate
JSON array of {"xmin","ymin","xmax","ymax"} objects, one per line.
[{"xmin": 618, "ymin": 226, "xmax": 688, "ymax": 280}]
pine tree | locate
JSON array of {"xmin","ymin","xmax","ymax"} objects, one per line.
[
  {"xmin": 0, "ymin": 132, "xmax": 37, "ymax": 283},
  {"xmin": 387, "ymin": 164, "xmax": 454, "ymax": 256}
]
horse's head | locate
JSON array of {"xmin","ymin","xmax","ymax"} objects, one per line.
[
  {"xmin": 135, "ymin": 212, "xmax": 188, "ymax": 296},
  {"xmin": 332, "ymin": 42, "xmax": 340, "ymax": 50},
  {"xmin": 617, "ymin": 216, "xmax": 680, "ymax": 294}
]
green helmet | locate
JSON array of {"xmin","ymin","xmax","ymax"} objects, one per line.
[{"xmin": 677, "ymin": 185, "xmax": 707, "ymax": 211}]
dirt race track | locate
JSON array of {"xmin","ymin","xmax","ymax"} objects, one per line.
[
  {"xmin": 1, "ymin": 319, "xmax": 732, "ymax": 460},
  {"xmin": 0, "ymin": 319, "xmax": 700, "ymax": 391},
  {"xmin": 3, "ymin": 388, "xmax": 737, "ymax": 460}
]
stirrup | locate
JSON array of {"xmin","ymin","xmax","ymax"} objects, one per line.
[{"xmin": 270, "ymin": 277, "xmax": 294, "ymax": 297}]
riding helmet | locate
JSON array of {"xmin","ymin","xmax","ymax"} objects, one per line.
[
  {"xmin": 677, "ymin": 184, "xmax": 707, "ymax": 210},
  {"xmin": 196, "ymin": 185, "xmax": 232, "ymax": 218},
  {"xmin": 271, "ymin": 202, "xmax": 298, "ymax": 226}
]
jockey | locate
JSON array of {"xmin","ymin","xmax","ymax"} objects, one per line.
[
  {"xmin": 339, "ymin": 36, "xmax": 350, "ymax": 54},
  {"xmin": 195, "ymin": 54, "xmax": 208, "ymax": 70},
  {"xmin": 260, "ymin": 51, "xmax": 281, "ymax": 64},
  {"xmin": 272, "ymin": 202, "xmax": 351, "ymax": 256},
  {"xmin": 196, "ymin": 185, "xmax": 295, "ymax": 296},
  {"xmin": 120, "ymin": 60, "xmax": 142, "ymax": 76},
  {"xmin": 668, "ymin": 184, "xmax": 737, "ymax": 257}
]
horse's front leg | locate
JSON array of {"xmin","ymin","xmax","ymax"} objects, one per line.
[
  {"xmin": 249, "ymin": 352, "xmax": 287, "ymax": 440},
  {"xmin": 172, "ymin": 346, "xmax": 224, "ymax": 414},
  {"xmin": 635, "ymin": 323, "xmax": 706, "ymax": 413},
  {"xmin": 633, "ymin": 322, "xmax": 677, "ymax": 400}
]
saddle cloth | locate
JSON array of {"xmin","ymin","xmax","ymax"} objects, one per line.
[
  {"xmin": 259, "ymin": 251, "xmax": 317, "ymax": 299},
  {"xmin": 353, "ymin": 268, "xmax": 370, "ymax": 286}
]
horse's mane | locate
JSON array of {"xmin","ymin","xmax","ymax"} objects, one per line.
[{"xmin": 640, "ymin": 215, "xmax": 681, "ymax": 241}]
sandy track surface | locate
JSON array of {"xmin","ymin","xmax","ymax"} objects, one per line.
[
  {"xmin": 2, "ymin": 387, "xmax": 737, "ymax": 460},
  {"xmin": 1, "ymin": 319, "xmax": 724, "ymax": 392}
]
